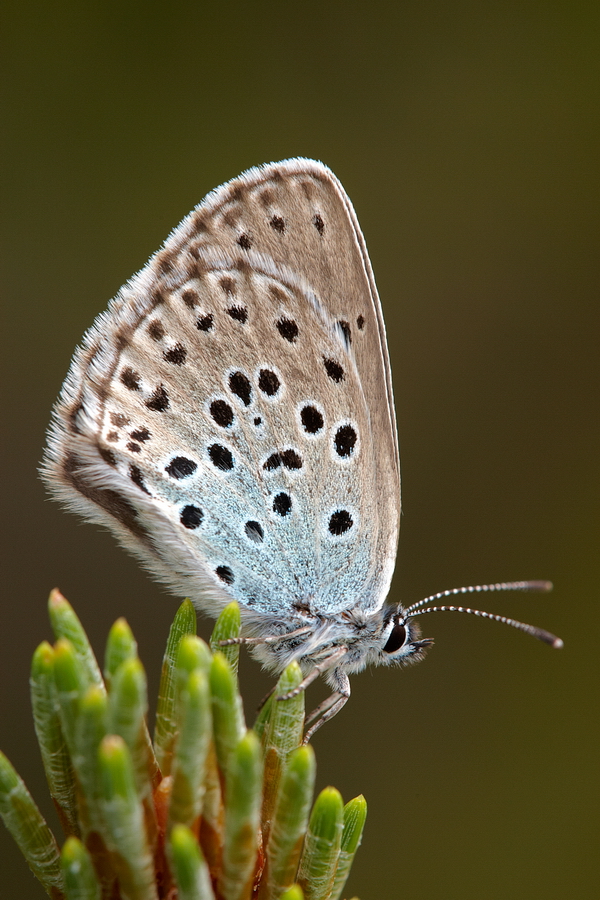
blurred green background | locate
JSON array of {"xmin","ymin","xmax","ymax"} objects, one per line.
[{"xmin": 1, "ymin": 2, "xmax": 598, "ymax": 898}]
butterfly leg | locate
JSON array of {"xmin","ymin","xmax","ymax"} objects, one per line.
[
  {"xmin": 219, "ymin": 624, "xmax": 314, "ymax": 647},
  {"xmin": 303, "ymin": 670, "xmax": 351, "ymax": 743},
  {"xmin": 256, "ymin": 684, "xmax": 276, "ymax": 712},
  {"xmin": 277, "ymin": 645, "xmax": 348, "ymax": 700}
]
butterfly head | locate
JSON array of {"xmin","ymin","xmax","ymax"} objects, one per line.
[
  {"xmin": 377, "ymin": 605, "xmax": 434, "ymax": 666},
  {"xmin": 339, "ymin": 578, "xmax": 561, "ymax": 677},
  {"xmin": 332, "ymin": 603, "xmax": 433, "ymax": 676}
]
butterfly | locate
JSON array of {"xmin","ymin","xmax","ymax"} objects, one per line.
[{"xmin": 43, "ymin": 159, "xmax": 561, "ymax": 739}]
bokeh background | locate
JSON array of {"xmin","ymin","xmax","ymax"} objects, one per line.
[{"xmin": 1, "ymin": 2, "xmax": 598, "ymax": 898}]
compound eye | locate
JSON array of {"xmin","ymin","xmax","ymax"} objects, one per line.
[{"xmin": 383, "ymin": 621, "xmax": 407, "ymax": 654}]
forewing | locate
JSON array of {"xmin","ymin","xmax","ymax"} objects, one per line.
[{"xmin": 43, "ymin": 159, "xmax": 400, "ymax": 619}]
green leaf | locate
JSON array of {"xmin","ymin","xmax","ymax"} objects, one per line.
[
  {"xmin": 297, "ymin": 787, "xmax": 344, "ymax": 900},
  {"xmin": 61, "ymin": 836, "xmax": 101, "ymax": 900},
  {"xmin": 53, "ymin": 639, "xmax": 91, "ymax": 753},
  {"xmin": 169, "ymin": 669, "xmax": 212, "ymax": 831},
  {"xmin": 68, "ymin": 688, "xmax": 114, "ymax": 896},
  {"xmin": 104, "ymin": 618, "xmax": 138, "ymax": 689},
  {"xmin": 169, "ymin": 824, "xmax": 216, "ymax": 900},
  {"xmin": 2, "ymin": 593, "xmax": 369, "ymax": 900},
  {"xmin": 108, "ymin": 658, "xmax": 160, "ymax": 850},
  {"xmin": 219, "ymin": 731, "xmax": 263, "ymax": 900},
  {"xmin": 210, "ymin": 601, "xmax": 241, "ymax": 677},
  {"xmin": 261, "ymin": 662, "xmax": 305, "ymax": 839},
  {"xmin": 252, "ymin": 691, "xmax": 274, "ymax": 741},
  {"xmin": 48, "ymin": 590, "xmax": 104, "ymax": 692},
  {"xmin": 279, "ymin": 887, "xmax": 304, "ymax": 900},
  {"xmin": 154, "ymin": 599, "xmax": 197, "ymax": 776},
  {"xmin": 329, "ymin": 795, "xmax": 367, "ymax": 900},
  {"xmin": 108, "ymin": 657, "xmax": 160, "ymax": 788},
  {"xmin": 198, "ymin": 741, "xmax": 224, "ymax": 884},
  {"xmin": 176, "ymin": 634, "xmax": 213, "ymax": 683},
  {"xmin": 97, "ymin": 735, "xmax": 158, "ymax": 900},
  {"xmin": 71, "ymin": 686, "xmax": 107, "ymax": 837},
  {"xmin": 30, "ymin": 641, "xmax": 79, "ymax": 838},
  {"xmin": 108, "ymin": 658, "xmax": 147, "ymax": 755},
  {"xmin": 260, "ymin": 745, "xmax": 315, "ymax": 900},
  {"xmin": 209, "ymin": 652, "xmax": 245, "ymax": 776},
  {"xmin": 0, "ymin": 751, "xmax": 64, "ymax": 898}
]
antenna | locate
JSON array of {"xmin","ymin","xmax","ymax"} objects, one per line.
[{"xmin": 404, "ymin": 580, "xmax": 562, "ymax": 649}]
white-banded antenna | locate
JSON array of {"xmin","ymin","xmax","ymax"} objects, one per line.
[{"xmin": 405, "ymin": 581, "xmax": 562, "ymax": 649}]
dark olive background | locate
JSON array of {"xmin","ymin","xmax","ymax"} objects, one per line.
[{"xmin": 1, "ymin": 2, "xmax": 598, "ymax": 898}]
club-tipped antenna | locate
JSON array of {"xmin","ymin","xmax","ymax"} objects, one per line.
[{"xmin": 404, "ymin": 580, "xmax": 562, "ymax": 649}]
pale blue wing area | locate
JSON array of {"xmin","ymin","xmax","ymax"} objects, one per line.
[{"xmin": 43, "ymin": 160, "xmax": 399, "ymax": 623}]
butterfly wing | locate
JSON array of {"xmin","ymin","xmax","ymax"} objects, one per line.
[{"xmin": 43, "ymin": 159, "xmax": 400, "ymax": 620}]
